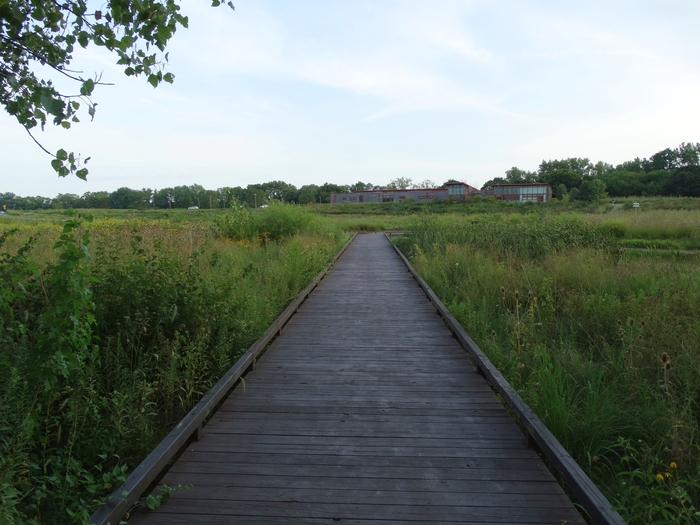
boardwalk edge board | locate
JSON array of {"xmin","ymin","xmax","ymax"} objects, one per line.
[
  {"xmin": 88, "ymin": 233, "xmax": 357, "ymax": 525},
  {"xmin": 386, "ymin": 234, "xmax": 626, "ymax": 525}
]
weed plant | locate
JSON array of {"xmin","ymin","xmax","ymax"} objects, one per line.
[
  {"xmin": 0, "ymin": 208, "xmax": 347, "ymax": 524},
  {"xmin": 396, "ymin": 213, "xmax": 700, "ymax": 524}
]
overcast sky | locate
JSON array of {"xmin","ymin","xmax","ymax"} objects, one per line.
[{"xmin": 2, "ymin": 0, "xmax": 700, "ymax": 197}]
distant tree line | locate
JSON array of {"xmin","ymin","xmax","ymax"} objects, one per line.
[
  {"xmin": 482, "ymin": 142, "xmax": 700, "ymax": 200},
  {"xmin": 0, "ymin": 181, "xmax": 381, "ymax": 211},
  {"xmin": 3, "ymin": 143, "xmax": 700, "ymax": 210}
]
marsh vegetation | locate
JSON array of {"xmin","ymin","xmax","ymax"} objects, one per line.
[
  {"xmin": 1, "ymin": 200, "xmax": 699, "ymax": 524},
  {"xmin": 394, "ymin": 210, "xmax": 700, "ymax": 524},
  {"xmin": 0, "ymin": 205, "xmax": 347, "ymax": 524}
]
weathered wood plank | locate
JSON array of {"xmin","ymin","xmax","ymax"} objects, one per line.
[
  {"xmin": 120, "ymin": 233, "xmax": 597, "ymax": 525},
  {"xmin": 152, "ymin": 484, "xmax": 576, "ymax": 507},
  {"xmin": 159, "ymin": 472, "xmax": 567, "ymax": 493},
  {"xmin": 129, "ymin": 499, "xmax": 586, "ymax": 523}
]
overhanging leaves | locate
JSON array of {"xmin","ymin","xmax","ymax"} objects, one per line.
[{"xmin": 0, "ymin": 0, "xmax": 235, "ymax": 179}]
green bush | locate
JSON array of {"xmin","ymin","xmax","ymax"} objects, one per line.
[
  {"xmin": 214, "ymin": 203, "xmax": 314, "ymax": 242},
  {"xmin": 253, "ymin": 203, "xmax": 313, "ymax": 241}
]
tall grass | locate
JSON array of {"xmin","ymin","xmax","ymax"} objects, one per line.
[
  {"xmin": 396, "ymin": 213, "xmax": 700, "ymax": 524},
  {"xmin": 407, "ymin": 213, "xmax": 615, "ymax": 259},
  {"xmin": 0, "ymin": 209, "xmax": 348, "ymax": 524}
]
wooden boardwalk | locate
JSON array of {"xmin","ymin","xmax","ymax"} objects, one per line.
[{"xmin": 131, "ymin": 233, "xmax": 584, "ymax": 524}]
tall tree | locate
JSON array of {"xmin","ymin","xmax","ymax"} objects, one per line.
[
  {"xmin": 81, "ymin": 190, "xmax": 110, "ymax": 208},
  {"xmin": 600, "ymin": 171, "xmax": 644, "ymax": 197},
  {"xmin": 664, "ymin": 166, "xmax": 700, "ymax": 197},
  {"xmin": 109, "ymin": 187, "xmax": 151, "ymax": 209},
  {"xmin": 153, "ymin": 187, "xmax": 176, "ymax": 208},
  {"xmin": 386, "ymin": 177, "xmax": 412, "ymax": 190},
  {"xmin": 615, "ymin": 158, "xmax": 646, "ymax": 173},
  {"xmin": 53, "ymin": 192, "xmax": 81, "ymax": 208},
  {"xmin": 537, "ymin": 168, "xmax": 582, "ymax": 191},
  {"xmin": 538, "ymin": 158, "xmax": 593, "ymax": 179},
  {"xmin": 261, "ymin": 180, "xmax": 299, "ymax": 203},
  {"xmin": 244, "ymin": 184, "xmax": 267, "ymax": 208},
  {"xmin": 412, "ymin": 179, "xmax": 437, "ymax": 189},
  {"xmin": 1, "ymin": 0, "xmax": 233, "ymax": 179},
  {"xmin": 317, "ymin": 183, "xmax": 347, "ymax": 203},
  {"xmin": 481, "ymin": 177, "xmax": 507, "ymax": 189},
  {"xmin": 349, "ymin": 181, "xmax": 375, "ymax": 192},
  {"xmin": 677, "ymin": 142, "xmax": 700, "ymax": 167},
  {"xmin": 505, "ymin": 167, "xmax": 537, "ymax": 183},
  {"xmin": 298, "ymin": 184, "xmax": 320, "ymax": 204},
  {"xmin": 217, "ymin": 186, "xmax": 241, "ymax": 208},
  {"xmin": 576, "ymin": 178, "xmax": 607, "ymax": 201}
]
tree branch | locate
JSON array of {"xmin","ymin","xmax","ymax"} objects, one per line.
[{"xmin": 25, "ymin": 127, "xmax": 56, "ymax": 158}]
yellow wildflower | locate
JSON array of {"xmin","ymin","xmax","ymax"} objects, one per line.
[
  {"xmin": 670, "ymin": 462, "xmax": 678, "ymax": 469},
  {"xmin": 665, "ymin": 472, "xmax": 672, "ymax": 478},
  {"xmin": 655, "ymin": 473, "xmax": 664, "ymax": 481}
]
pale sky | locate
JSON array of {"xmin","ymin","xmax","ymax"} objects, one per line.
[{"xmin": 2, "ymin": 0, "xmax": 700, "ymax": 196}]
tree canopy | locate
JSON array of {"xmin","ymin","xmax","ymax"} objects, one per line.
[
  {"xmin": 0, "ymin": 0, "xmax": 233, "ymax": 179},
  {"xmin": 481, "ymin": 142, "xmax": 700, "ymax": 200}
]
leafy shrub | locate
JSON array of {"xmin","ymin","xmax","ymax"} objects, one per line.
[{"xmin": 253, "ymin": 203, "xmax": 313, "ymax": 241}]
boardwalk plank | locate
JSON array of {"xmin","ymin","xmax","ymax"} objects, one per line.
[
  {"xmin": 130, "ymin": 499, "xmax": 585, "ymax": 523},
  {"xmin": 132, "ymin": 233, "xmax": 584, "ymax": 524},
  {"xmin": 159, "ymin": 472, "xmax": 567, "ymax": 493}
]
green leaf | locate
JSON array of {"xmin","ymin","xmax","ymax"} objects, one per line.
[
  {"xmin": 61, "ymin": 121, "xmax": 71, "ymax": 129},
  {"xmin": 41, "ymin": 94, "xmax": 63, "ymax": 117},
  {"xmin": 147, "ymin": 74, "xmax": 159, "ymax": 88},
  {"xmin": 80, "ymin": 79, "xmax": 95, "ymax": 96},
  {"xmin": 76, "ymin": 168, "xmax": 89, "ymax": 180},
  {"xmin": 56, "ymin": 149, "xmax": 68, "ymax": 161},
  {"xmin": 163, "ymin": 73, "xmax": 174, "ymax": 83},
  {"xmin": 78, "ymin": 31, "xmax": 89, "ymax": 48},
  {"xmin": 119, "ymin": 36, "xmax": 133, "ymax": 50},
  {"xmin": 51, "ymin": 159, "xmax": 62, "ymax": 172}
]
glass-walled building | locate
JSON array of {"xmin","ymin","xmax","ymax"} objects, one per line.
[
  {"xmin": 492, "ymin": 183, "xmax": 552, "ymax": 202},
  {"xmin": 331, "ymin": 182, "xmax": 479, "ymax": 204}
]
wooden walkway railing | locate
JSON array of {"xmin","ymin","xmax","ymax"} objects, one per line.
[{"xmin": 90, "ymin": 232, "xmax": 625, "ymax": 525}]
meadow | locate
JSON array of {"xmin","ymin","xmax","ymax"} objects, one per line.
[
  {"xmin": 2, "ymin": 198, "xmax": 699, "ymax": 524},
  {"xmin": 393, "ymin": 209, "xmax": 700, "ymax": 524},
  {"xmin": 0, "ymin": 205, "xmax": 348, "ymax": 524}
]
